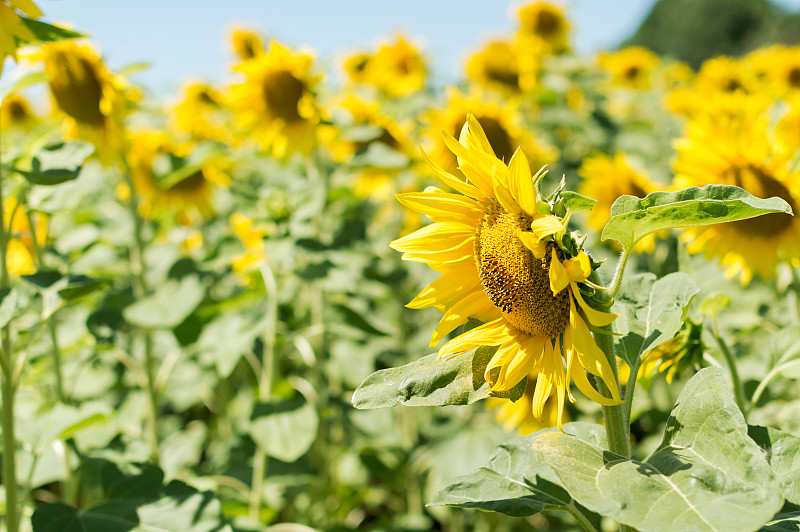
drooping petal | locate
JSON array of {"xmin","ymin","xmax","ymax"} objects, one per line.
[
  {"xmin": 563, "ymin": 251, "xmax": 591, "ymax": 282},
  {"xmin": 568, "ymin": 301, "xmax": 621, "ymax": 401},
  {"xmin": 407, "ymin": 261, "xmax": 481, "ymax": 309},
  {"xmin": 549, "ymin": 248, "xmax": 570, "ymax": 295},
  {"xmin": 530, "ymin": 214, "xmax": 562, "ymax": 241},
  {"xmin": 517, "ymin": 229, "xmax": 548, "ymax": 259},
  {"xmin": 430, "ymin": 289, "xmax": 501, "ymax": 346},
  {"xmin": 570, "ymin": 282, "xmax": 618, "ymax": 327},
  {"xmin": 439, "ymin": 318, "xmax": 513, "ymax": 359}
]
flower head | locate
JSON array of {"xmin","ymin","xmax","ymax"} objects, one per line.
[{"xmin": 392, "ymin": 114, "xmax": 620, "ymax": 428}]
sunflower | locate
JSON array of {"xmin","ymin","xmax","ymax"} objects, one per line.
[
  {"xmin": 367, "ymin": 33, "xmax": 428, "ymax": 97},
  {"xmin": 0, "ymin": 92, "xmax": 38, "ymax": 130},
  {"xmin": 230, "ymin": 212, "xmax": 268, "ymax": 285},
  {"xmin": 673, "ymin": 103, "xmax": 800, "ymax": 284},
  {"xmin": 425, "ymin": 88, "xmax": 557, "ymax": 177},
  {"xmin": 127, "ymin": 130, "xmax": 229, "ymax": 222},
  {"xmin": 577, "ymin": 152, "xmax": 660, "ymax": 252},
  {"xmin": 342, "ymin": 50, "xmax": 373, "ymax": 85},
  {"xmin": 638, "ymin": 319, "xmax": 705, "ymax": 384},
  {"xmin": 391, "ymin": 114, "xmax": 621, "ymax": 428},
  {"xmin": 465, "ymin": 37, "xmax": 543, "ymax": 95},
  {"xmin": 228, "ymin": 40, "xmax": 321, "ymax": 157},
  {"xmin": 29, "ymin": 39, "xmax": 130, "ymax": 163},
  {"xmin": 229, "ymin": 27, "xmax": 264, "ymax": 61},
  {"xmin": 0, "ymin": 0, "xmax": 42, "ymax": 75},
  {"xmin": 3, "ymin": 195, "xmax": 46, "ymax": 276},
  {"xmin": 596, "ymin": 47, "xmax": 659, "ymax": 90},
  {"xmin": 487, "ymin": 374, "xmax": 570, "ymax": 434},
  {"xmin": 666, "ymin": 56, "xmax": 759, "ymax": 118},
  {"xmin": 171, "ymin": 81, "xmax": 230, "ymax": 143},
  {"xmin": 516, "ymin": 1, "xmax": 570, "ymax": 54}
]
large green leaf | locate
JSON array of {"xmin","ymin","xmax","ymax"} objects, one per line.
[
  {"xmin": 614, "ymin": 272, "xmax": 699, "ymax": 365},
  {"xmin": 761, "ymin": 512, "xmax": 800, "ymax": 531},
  {"xmin": 601, "ymin": 185, "xmax": 793, "ymax": 250},
  {"xmin": 749, "ymin": 425, "xmax": 800, "ymax": 505},
  {"xmin": 20, "ymin": 18, "xmax": 84, "ymax": 45},
  {"xmin": 531, "ymin": 368, "xmax": 782, "ymax": 532},
  {"xmin": 429, "ymin": 422, "xmax": 605, "ymax": 518},
  {"xmin": 249, "ymin": 399, "xmax": 319, "ymax": 462},
  {"xmin": 123, "ymin": 276, "xmax": 204, "ymax": 329},
  {"xmin": 13, "ymin": 141, "xmax": 94, "ymax": 186},
  {"xmin": 352, "ymin": 346, "xmax": 523, "ymax": 409}
]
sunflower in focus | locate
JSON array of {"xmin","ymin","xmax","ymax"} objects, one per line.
[
  {"xmin": 465, "ymin": 38, "xmax": 541, "ymax": 95},
  {"xmin": 487, "ymin": 374, "xmax": 570, "ymax": 434},
  {"xmin": 516, "ymin": 1, "xmax": 570, "ymax": 54},
  {"xmin": 229, "ymin": 27, "xmax": 264, "ymax": 61},
  {"xmin": 171, "ymin": 81, "xmax": 230, "ymax": 143},
  {"xmin": 0, "ymin": 93, "xmax": 38, "ymax": 131},
  {"xmin": 578, "ymin": 152, "xmax": 660, "ymax": 252},
  {"xmin": 391, "ymin": 114, "xmax": 621, "ymax": 427},
  {"xmin": 673, "ymin": 104, "xmax": 800, "ymax": 284},
  {"xmin": 0, "ymin": 0, "xmax": 42, "ymax": 75},
  {"xmin": 425, "ymin": 88, "xmax": 557, "ymax": 177},
  {"xmin": 597, "ymin": 47, "xmax": 659, "ymax": 90},
  {"xmin": 3, "ymin": 196, "xmax": 46, "ymax": 276},
  {"xmin": 29, "ymin": 39, "xmax": 130, "ymax": 163},
  {"xmin": 127, "ymin": 130, "xmax": 230, "ymax": 222},
  {"xmin": 229, "ymin": 40, "xmax": 322, "ymax": 157}
]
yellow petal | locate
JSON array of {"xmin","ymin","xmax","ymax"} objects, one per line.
[
  {"xmin": 430, "ymin": 289, "xmax": 501, "ymax": 346},
  {"xmin": 517, "ymin": 229, "xmax": 548, "ymax": 259},
  {"xmin": 442, "ymin": 130, "xmax": 495, "ymax": 198},
  {"xmin": 420, "ymin": 146, "xmax": 487, "ymax": 201},
  {"xmin": 530, "ymin": 214, "xmax": 562, "ymax": 241},
  {"xmin": 549, "ymin": 248, "xmax": 570, "ymax": 295},
  {"xmin": 568, "ymin": 302, "xmax": 621, "ymax": 401},
  {"xmin": 395, "ymin": 190, "xmax": 485, "ymax": 224},
  {"xmin": 509, "ymin": 148, "xmax": 535, "ymax": 215},
  {"xmin": 564, "ymin": 252, "xmax": 591, "ymax": 282},
  {"xmin": 439, "ymin": 318, "xmax": 512, "ymax": 359},
  {"xmin": 493, "ymin": 335, "xmax": 545, "ymax": 391},
  {"xmin": 465, "ymin": 112, "xmax": 495, "ymax": 157},
  {"xmin": 570, "ymin": 282, "xmax": 618, "ymax": 327},
  {"xmin": 407, "ymin": 261, "xmax": 481, "ymax": 309}
]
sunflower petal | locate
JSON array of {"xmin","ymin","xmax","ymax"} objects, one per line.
[
  {"xmin": 509, "ymin": 148, "xmax": 535, "ymax": 215},
  {"xmin": 570, "ymin": 282, "xmax": 618, "ymax": 327},
  {"xmin": 549, "ymin": 248, "xmax": 570, "ymax": 295},
  {"xmin": 439, "ymin": 318, "xmax": 512, "ymax": 359},
  {"xmin": 420, "ymin": 146, "xmax": 487, "ymax": 200}
]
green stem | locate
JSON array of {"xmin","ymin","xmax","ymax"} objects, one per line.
[
  {"xmin": 121, "ymin": 161, "xmax": 160, "ymax": 464},
  {"xmin": 566, "ymin": 502, "xmax": 600, "ymax": 532},
  {"xmin": 249, "ymin": 261, "xmax": 278, "ymax": 524},
  {"xmin": 0, "ymin": 170, "xmax": 20, "ymax": 532},
  {"xmin": 789, "ymin": 266, "xmax": 800, "ymax": 326},
  {"xmin": 622, "ymin": 351, "xmax": 643, "ymax": 431},
  {"xmin": 607, "ymin": 248, "xmax": 631, "ymax": 299},
  {"xmin": 712, "ymin": 318, "xmax": 746, "ymax": 418}
]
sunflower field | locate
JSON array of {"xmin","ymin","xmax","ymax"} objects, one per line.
[{"xmin": 1, "ymin": 1, "xmax": 800, "ymax": 531}]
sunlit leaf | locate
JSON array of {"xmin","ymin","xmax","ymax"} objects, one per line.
[
  {"xmin": 13, "ymin": 141, "xmax": 95, "ymax": 186},
  {"xmin": 749, "ymin": 425, "xmax": 800, "ymax": 505},
  {"xmin": 601, "ymin": 185, "xmax": 793, "ymax": 250},
  {"xmin": 249, "ymin": 399, "xmax": 319, "ymax": 462},
  {"xmin": 123, "ymin": 276, "xmax": 204, "ymax": 329}
]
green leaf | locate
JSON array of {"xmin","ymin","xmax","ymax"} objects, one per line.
[
  {"xmin": 352, "ymin": 346, "xmax": 507, "ymax": 409},
  {"xmin": 332, "ymin": 303, "xmax": 389, "ymax": 337},
  {"xmin": 20, "ymin": 18, "xmax": 84, "ymax": 45},
  {"xmin": 17, "ymin": 403, "xmax": 109, "ymax": 456},
  {"xmin": 761, "ymin": 512, "xmax": 800, "ymax": 531},
  {"xmin": 123, "ymin": 276, "xmax": 204, "ymax": 329},
  {"xmin": 698, "ymin": 293, "xmax": 732, "ymax": 320},
  {"xmin": 0, "ymin": 288, "xmax": 19, "ymax": 328},
  {"xmin": 531, "ymin": 368, "xmax": 782, "ymax": 532},
  {"xmin": 0, "ymin": 71, "xmax": 48, "ymax": 100},
  {"xmin": 249, "ymin": 399, "xmax": 319, "ymax": 462},
  {"xmin": 430, "ymin": 422, "xmax": 605, "ymax": 517},
  {"xmin": 555, "ymin": 191, "xmax": 597, "ymax": 215},
  {"xmin": 58, "ymin": 275, "xmax": 105, "ymax": 300},
  {"xmin": 13, "ymin": 141, "xmax": 95, "ymax": 186},
  {"xmin": 749, "ymin": 425, "xmax": 800, "ymax": 505},
  {"xmin": 21, "ymin": 270, "xmax": 62, "ymax": 288},
  {"xmin": 614, "ymin": 272, "xmax": 699, "ymax": 366},
  {"xmin": 601, "ymin": 185, "xmax": 793, "ymax": 250},
  {"xmin": 351, "ymin": 142, "xmax": 409, "ymax": 169}
]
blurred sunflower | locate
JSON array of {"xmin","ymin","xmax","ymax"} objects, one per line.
[
  {"xmin": 366, "ymin": 33, "xmax": 427, "ymax": 97},
  {"xmin": 127, "ymin": 130, "xmax": 230, "ymax": 222},
  {"xmin": 3, "ymin": 195, "xmax": 46, "ymax": 276},
  {"xmin": 29, "ymin": 39, "xmax": 130, "ymax": 163},
  {"xmin": 667, "ymin": 56, "xmax": 759, "ymax": 118},
  {"xmin": 171, "ymin": 81, "xmax": 230, "ymax": 143},
  {"xmin": 425, "ymin": 88, "xmax": 557, "ymax": 177},
  {"xmin": 465, "ymin": 38, "xmax": 541, "ymax": 95},
  {"xmin": 0, "ymin": 0, "xmax": 42, "ymax": 75},
  {"xmin": 756, "ymin": 45, "xmax": 800, "ymax": 95},
  {"xmin": 229, "ymin": 40, "xmax": 321, "ymax": 156},
  {"xmin": 578, "ymin": 152, "xmax": 660, "ymax": 252},
  {"xmin": 597, "ymin": 47, "xmax": 659, "ymax": 90},
  {"xmin": 230, "ymin": 212, "xmax": 268, "ymax": 285},
  {"xmin": 516, "ymin": 1, "xmax": 570, "ymax": 54},
  {"xmin": 391, "ymin": 114, "xmax": 621, "ymax": 427},
  {"xmin": 638, "ymin": 320, "xmax": 705, "ymax": 383},
  {"xmin": 487, "ymin": 374, "xmax": 569, "ymax": 434},
  {"xmin": 673, "ymin": 105, "xmax": 800, "ymax": 284},
  {"xmin": 342, "ymin": 51, "xmax": 372, "ymax": 84},
  {"xmin": 229, "ymin": 27, "xmax": 264, "ymax": 61},
  {"xmin": 0, "ymin": 92, "xmax": 38, "ymax": 130}
]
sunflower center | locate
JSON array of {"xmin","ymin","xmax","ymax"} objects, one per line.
[
  {"xmin": 474, "ymin": 204, "xmax": 570, "ymax": 337},
  {"xmin": 7, "ymin": 101, "xmax": 28, "ymax": 122},
  {"xmin": 624, "ymin": 65, "xmax": 641, "ymax": 82},
  {"xmin": 534, "ymin": 10, "xmax": 561, "ymax": 37},
  {"xmin": 788, "ymin": 67, "xmax": 800, "ymax": 88},
  {"xmin": 262, "ymin": 70, "xmax": 305, "ymax": 122},
  {"xmin": 725, "ymin": 164, "xmax": 795, "ymax": 236},
  {"xmin": 486, "ymin": 65, "xmax": 521, "ymax": 90},
  {"xmin": 169, "ymin": 170, "xmax": 207, "ymax": 193},
  {"xmin": 47, "ymin": 50, "xmax": 105, "ymax": 126}
]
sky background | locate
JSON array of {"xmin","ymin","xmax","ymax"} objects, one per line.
[{"xmin": 5, "ymin": 0, "xmax": 800, "ymax": 96}]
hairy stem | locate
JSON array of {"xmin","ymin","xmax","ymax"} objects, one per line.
[
  {"xmin": 607, "ymin": 248, "xmax": 631, "ymax": 298},
  {"xmin": 712, "ymin": 318, "xmax": 746, "ymax": 419}
]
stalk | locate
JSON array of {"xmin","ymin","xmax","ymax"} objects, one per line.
[
  {"xmin": 249, "ymin": 261, "xmax": 278, "ymax": 523},
  {"xmin": 121, "ymin": 161, "xmax": 160, "ymax": 463},
  {"xmin": 0, "ymin": 173, "xmax": 20, "ymax": 532},
  {"xmin": 711, "ymin": 317, "xmax": 746, "ymax": 418}
]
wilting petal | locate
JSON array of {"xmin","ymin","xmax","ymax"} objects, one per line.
[
  {"xmin": 563, "ymin": 251, "xmax": 591, "ymax": 282},
  {"xmin": 549, "ymin": 248, "xmax": 570, "ymax": 295},
  {"xmin": 570, "ymin": 282, "xmax": 618, "ymax": 327}
]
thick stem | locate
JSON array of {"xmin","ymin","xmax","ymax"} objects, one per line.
[
  {"xmin": 249, "ymin": 261, "xmax": 278, "ymax": 523},
  {"xmin": 566, "ymin": 502, "xmax": 600, "ymax": 532},
  {"xmin": 712, "ymin": 319, "xmax": 746, "ymax": 419},
  {"xmin": 607, "ymin": 248, "xmax": 631, "ymax": 298}
]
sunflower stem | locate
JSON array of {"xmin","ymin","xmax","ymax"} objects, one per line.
[
  {"xmin": 607, "ymin": 248, "xmax": 631, "ymax": 298},
  {"xmin": 711, "ymin": 317, "xmax": 747, "ymax": 419},
  {"xmin": 565, "ymin": 502, "xmax": 600, "ymax": 532},
  {"xmin": 249, "ymin": 259, "xmax": 278, "ymax": 524}
]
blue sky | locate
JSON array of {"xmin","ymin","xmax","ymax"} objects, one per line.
[{"xmin": 6, "ymin": 0, "xmax": 800, "ymax": 94}]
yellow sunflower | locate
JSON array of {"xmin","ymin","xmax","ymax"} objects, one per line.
[
  {"xmin": 391, "ymin": 114, "xmax": 621, "ymax": 428},
  {"xmin": 229, "ymin": 27, "xmax": 264, "ymax": 61},
  {"xmin": 596, "ymin": 47, "xmax": 659, "ymax": 90},
  {"xmin": 367, "ymin": 33, "xmax": 428, "ymax": 97},
  {"xmin": 425, "ymin": 88, "xmax": 557, "ymax": 177},
  {"xmin": 666, "ymin": 56, "xmax": 759, "ymax": 118},
  {"xmin": 0, "ymin": 0, "xmax": 42, "ymax": 75},
  {"xmin": 127, "ymin": 130, "xmax": 229, "ymax": 222},
  {"xmin": 171, "ymin": 81, "xmax": 230, "ymax": 143},
  {"xmin": 228, "ymin": 40, "xmax": 321, "ymax": 157},
  {"xmin": 577, "ymin": 152, "xmax": 660, "ymax": 253},
  {"xmin": 0, "ymin": 92, "xmax": 38, "ymax": 130},
  {"xmin": 3, "ymin": 195, "xmax": 46, "ymax": 276},
  {"xmin": 229, "ymin": 212, "xmax": 268, "ymax": 286},
  {"xmin": 673, "ymin": 104, "xmax": 800, "ymax": 284},
  {"xmin": 638, "ymin": 320, "xmax": 705, "ymax": 384},
  {"xmin": 487, "ymin": 374, "xmax": 570, "ymax": 434},
  {"xmin": 465, "ymin": 37, "xmax": 541, "ymax": 95},
  {"xmin": 29, "ymin": 39, "xmax": 130, "ymax": 163},
  {"xmin": 342, "ymin": 50, "xmax": 372, "ymax": 85},
  {"xmin": 516, "ymin": 1, "xmax": 570, "ymax": 54}
]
